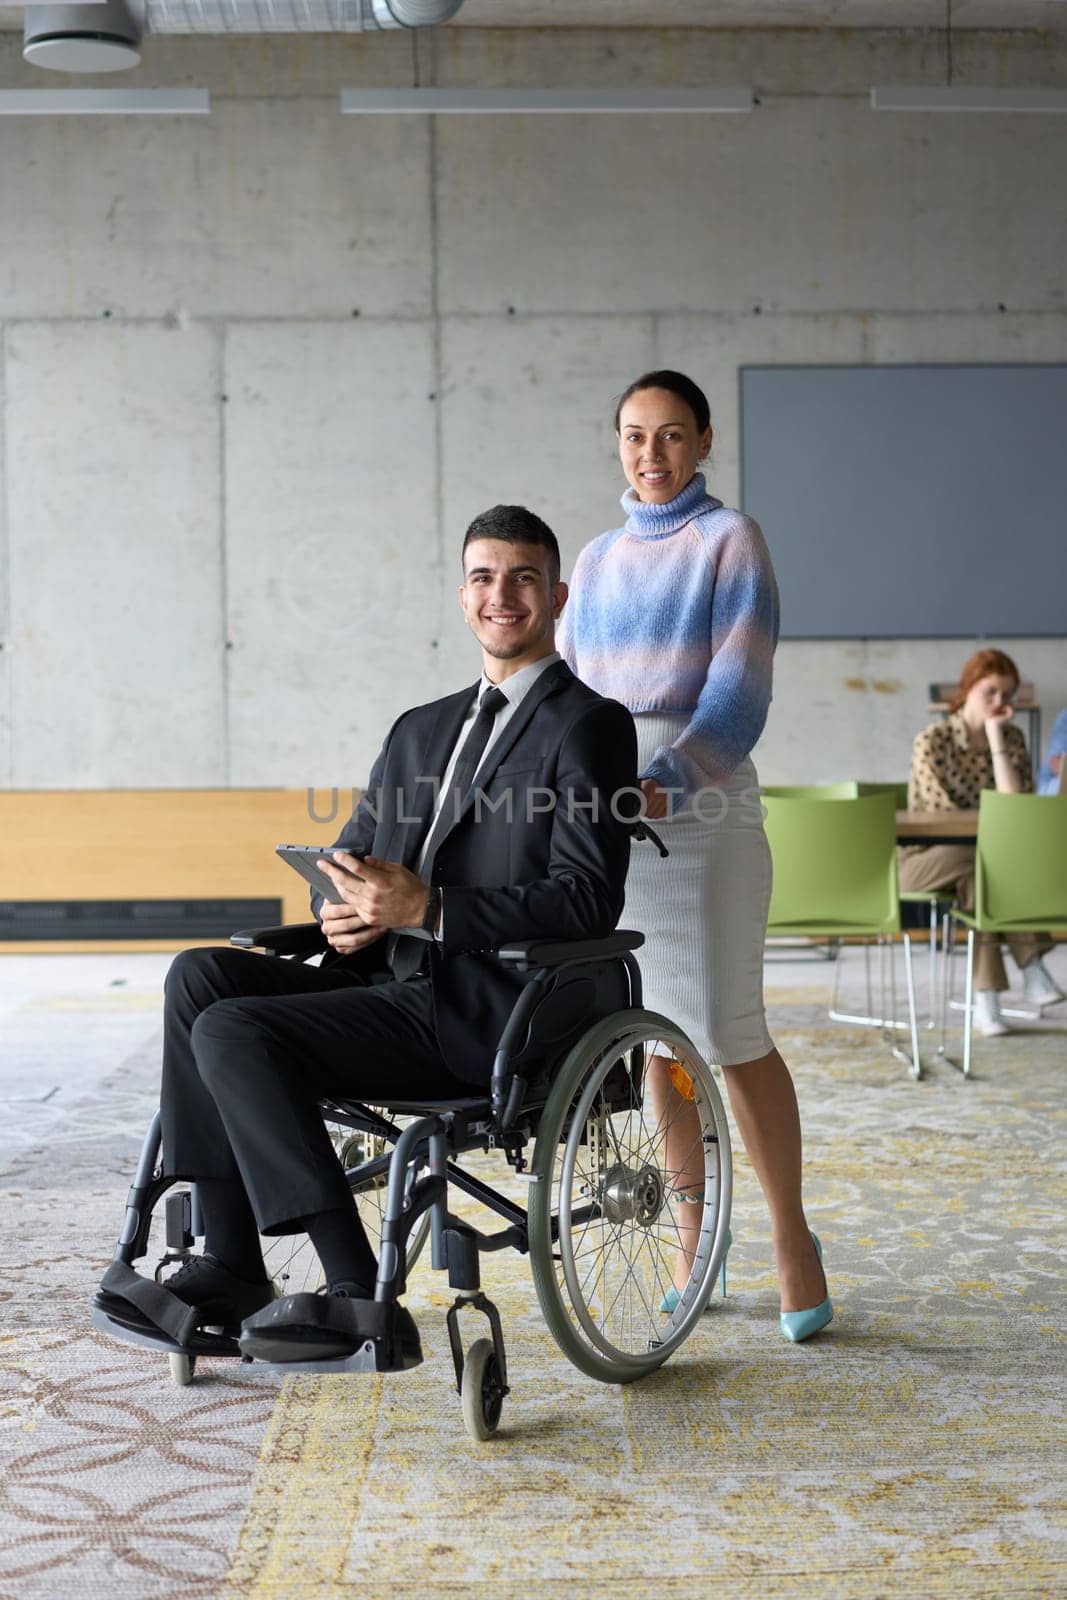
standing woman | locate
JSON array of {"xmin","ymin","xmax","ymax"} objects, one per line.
[{"xmin": 558, "ymin": 370, "xmax": 830, "ymax": 1341}]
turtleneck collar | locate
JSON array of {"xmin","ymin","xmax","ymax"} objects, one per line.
[{"xmin": 621, "ymin": 473, "xmax": 723, "ymax": 539}]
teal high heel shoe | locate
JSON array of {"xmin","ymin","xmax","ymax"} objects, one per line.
[
  {"xmin": 659, "ymin": 1226, "xmax": 732, "ymax": 1314},
  {"xmin": 780, "ymin": 1232, "xmax": 833, "ymax": 1343}
]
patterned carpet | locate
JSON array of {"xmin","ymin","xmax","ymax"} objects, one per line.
[{"xmin": 1, "ymin": 970, "xmax": 1065, "ymax": 1599}]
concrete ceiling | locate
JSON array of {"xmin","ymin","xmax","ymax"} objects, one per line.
[
  {"xmin": 1, "ymin": 0, "xmax": 1064, "ymax": 31},
  {"xmin": 453, "ymin": 1, "xmax": 1067, "ymax": 27}
]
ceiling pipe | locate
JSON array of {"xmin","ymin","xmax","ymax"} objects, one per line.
[{"xmin": 23, "ymin": 0, "xmax": 463, "ymax": 67}]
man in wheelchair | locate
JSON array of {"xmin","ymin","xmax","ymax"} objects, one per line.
[{"xmin": 95, "ymin": 504, "xmax": 639, "ymax": 1371}]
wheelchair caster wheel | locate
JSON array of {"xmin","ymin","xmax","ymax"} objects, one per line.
[
  {"xmin": 461, "ymin": 1338, "xmax": 504, "ymax": 1441},
  {"xmin": 169, "ymin": 1352, "xmax": 196, "ymax": 1386}
]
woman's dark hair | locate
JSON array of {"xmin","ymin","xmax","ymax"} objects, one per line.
[
  {"xmin": 613, "ymin": 369, "xmax": 711, "ymax": 435},
  {"xmin": 462, "ymin": 504, "xmax": 561, "ymax": 583},
  {"xmin": 948, "ymin": 648, "xmax": 1021, "ymax": 714}
]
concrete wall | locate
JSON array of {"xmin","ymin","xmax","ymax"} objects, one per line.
[{"xmin": 1, "ymin": 25, "xmax": 1064, "ymax": 789}]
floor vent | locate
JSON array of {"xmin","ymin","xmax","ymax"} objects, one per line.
[{"xmin": 0, "ymin": 899, "xmax": 283, "ymax": 941}]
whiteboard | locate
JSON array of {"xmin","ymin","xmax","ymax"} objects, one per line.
[{"xmin": 739, "ymin": 364, "xmax": 1067, "ymax": 638}]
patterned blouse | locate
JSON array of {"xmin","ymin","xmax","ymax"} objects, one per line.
[{"xmin": 908, "ymin": 711, "xmax": 1032, "ymax": 815}]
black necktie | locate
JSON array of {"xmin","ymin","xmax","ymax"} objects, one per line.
[
  {"xmin": 390, "ymin": 684, "xmax": 508, "ymax": 981},
  {"xmin": 420, "ymin": 684, "xmax": 508, "ymax": 876}
]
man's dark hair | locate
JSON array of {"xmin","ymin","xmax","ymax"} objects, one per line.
[{"xmin": 462, "ymin": 504, "xmax": 561, "ymax": 583}]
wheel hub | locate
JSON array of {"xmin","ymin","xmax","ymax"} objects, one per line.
[
  {"xmin": 601, "ymin": 1163, "xmax": 665, "ymax": 1227},
  {"xmin": 336, "ymin": 1133, "xmax": 387, "ymax": 1187}
]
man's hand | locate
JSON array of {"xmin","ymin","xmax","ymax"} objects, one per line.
[
  {"xmin": 1050, "ymin": 754, "xmax": 1063, "ymax": 777},
  {"xmin": 318, "ymin": 896, "xmax": 386, "ymax": 956},
  {"xmin": 318, "ymin": 851, "xmax": 431, "ymax": 933}
]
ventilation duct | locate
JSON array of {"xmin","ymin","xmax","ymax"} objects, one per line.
[
  {"xmin": 24, "ymin": 0, "xmax": 462, "ymax": 68},
  {"xmin": 142, "ymin": 0, "xmax": 462, "ymax": 31}
]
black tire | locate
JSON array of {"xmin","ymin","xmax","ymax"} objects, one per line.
[{"xmin": 528, "ymin": 1011, "xmax": 732, "ymax": 1385}]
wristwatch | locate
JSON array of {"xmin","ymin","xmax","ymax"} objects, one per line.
[{"xmin": 421, "ymin": 885, "xmax": 443, "ymax": 936}]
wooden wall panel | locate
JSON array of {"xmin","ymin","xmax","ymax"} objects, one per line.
[{"xmin": 0, "ymin": 790, "xmax": 357, "ymax": 951}]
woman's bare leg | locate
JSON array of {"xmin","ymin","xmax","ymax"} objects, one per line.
[
  {"xmin": 647, "ymin": 1044, "xmax": 823, "ymax": 1311},
  {"xmin": 721, "ymin": 1046, "xmax": 825, "ymax": 1313},
  {"xmin": 646, "ymin": 1054, "xmax": 708, "ymax": 1293}
]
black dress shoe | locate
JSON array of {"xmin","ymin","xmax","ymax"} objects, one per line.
[{"xmin": 161, "ymin": 1253, "xmax": 275, "ymax": 1333}]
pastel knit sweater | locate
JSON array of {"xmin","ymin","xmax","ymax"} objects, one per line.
[{"xmin": 558, "ymin": 474, "xmax": 780, "ymax": 795}]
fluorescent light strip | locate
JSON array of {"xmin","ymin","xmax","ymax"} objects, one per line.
[
  {"xmin": 340, "ymin": 87, "xmax": 753, "ymax": 115},
  {"xmin": 0, "ymin": 89, "xmax": 210, "ymax": 114},
  {"xmin": 871, "ymin": 86, "xmax": 1067, "ymax": 113}
]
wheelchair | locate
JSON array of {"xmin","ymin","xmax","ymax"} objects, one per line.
[{"xmin": 92, "ymin": 919, "xmax": 733, "ymax": 1441}]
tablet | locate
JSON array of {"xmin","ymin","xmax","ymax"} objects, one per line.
[{"xmin": 276, "ymin": 845, "xmax": 362, "ymax": 904}]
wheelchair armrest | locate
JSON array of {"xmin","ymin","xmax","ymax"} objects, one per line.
[
  {"xmin": 493, "ymin": 930, "xmax": 644, "ymax": 970},
  {"xmin": 230, "ymin": 921, "xmax": 328, "ymax": 957}
]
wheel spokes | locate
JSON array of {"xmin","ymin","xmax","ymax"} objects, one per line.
[{"xmin": 550, "ymin": 1026, "xmax": 725, "ymax": 1362}]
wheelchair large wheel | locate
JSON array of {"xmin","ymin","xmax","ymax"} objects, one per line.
[
  {"xmin": 528, "ymin": 1011, "xmax": 731, "ymax": 1385},
  {"xmin": 259, "ymin": 1111, "xmax": 431, "ymax": 1296}
]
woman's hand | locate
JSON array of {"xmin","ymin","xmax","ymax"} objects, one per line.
[
  {"xmin": 983, "ymin": 707, "xmax": 1022, "ymax": 794},
  {"xmin": 985, "ymin": 705, "xmax": 1013, "ymax": 754},
  {"xmin": 640, "ymin": 778, "xmax": 670, "ymax": 820}
]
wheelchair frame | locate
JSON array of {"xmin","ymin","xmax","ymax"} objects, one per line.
[{"xmin": 93, "ymin": 923, "xmax": 733, "ymax": 1440}]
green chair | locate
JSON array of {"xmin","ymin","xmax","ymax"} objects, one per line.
[
  {"xmin": 764, "ymin": 791, "xmax": 922, "ymax": 1078},
  {"xmin": 856, "ymin": 780, "xmax": 910, "ymax": 809},
  {"xmin": 760, "ymin": 785, "xmax": 860, "ymax": 962},
  {"xmin": 858, "ymin": 780, "xmax": 953, "ymax": 1027},
  {"xmin": 944, "ymin": 791, "xmax": 1067, "ymax": 1077},
  {"xmin": 761, "ymin": 782, "xmax": 859, "ymax": 800}
]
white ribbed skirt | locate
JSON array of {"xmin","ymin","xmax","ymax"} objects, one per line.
[{"xmin": 624, "ymin": 714, "xmax": 774, "ymax": 1067}]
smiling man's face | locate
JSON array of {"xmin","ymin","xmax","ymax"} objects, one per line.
[{"xmin": 459, "ymin": 538, "xmax": 567, "ymax": 680}]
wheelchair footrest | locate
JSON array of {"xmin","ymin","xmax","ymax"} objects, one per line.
[
  {"xmin": 246, "ymin": 1337, "xmax": 418, "ymax": 1376},
  {"xmin": 238, "ymin": 1292, "xmax": 424, "ymax": 1372},
  {"xmin": 91, "ymin": 1303, "xmax": 241, "ymax": 1360}
]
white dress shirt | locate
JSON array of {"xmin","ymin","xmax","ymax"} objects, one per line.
[{"xmin": 401, "ymin": 650, "xmax": 562, "ymax": 940}]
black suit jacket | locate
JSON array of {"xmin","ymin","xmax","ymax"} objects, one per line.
[{"xmin": 315, "ymin": 660, "xmax": 638, "ymax": 1085}]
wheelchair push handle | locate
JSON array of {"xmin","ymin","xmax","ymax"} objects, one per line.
[{"xmin": 630, "ymin": 817, "xmax": 669, "ymax": 857}]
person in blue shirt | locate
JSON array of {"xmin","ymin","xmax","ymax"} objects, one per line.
[{"xmin": 1037, "ymin": 709, "xmax": 1067, "ymax": 794}]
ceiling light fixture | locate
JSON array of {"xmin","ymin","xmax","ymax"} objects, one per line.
[
  {"xmin": 24, "ymin": 0, "xmax": 143, "ymax": 70},
  {"xmin": 340, "ymin": 88, "xmax": 753, "ymax": 115},
  {"xmin": 871, "ymin": 87, "xmax": 1067, "ymax": 112},
  {"xmin": 872, "ymin": 0, "xmax": 1067, "ymax": 113},
  {"xmin": 0, "ymin": 89, "xmax": 210, "ymax": 113}
]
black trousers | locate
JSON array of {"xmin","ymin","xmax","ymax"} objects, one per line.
[{"xmin": 160, "ymin": 947, "xmax": 467, "ymax": 1236}]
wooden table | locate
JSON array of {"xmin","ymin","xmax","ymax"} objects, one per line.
[{"xmin": 896, "ymin": 809, "xmax": 978, "ymax": 844}]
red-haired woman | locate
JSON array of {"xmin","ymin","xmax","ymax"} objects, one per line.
[{"xmin": 899, "ymin": 647, "xmax": 1063, "ymax": 1034}]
